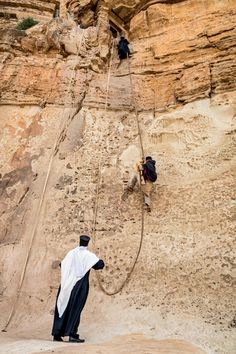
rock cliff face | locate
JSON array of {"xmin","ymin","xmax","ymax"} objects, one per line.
[
  {"xmin": 0, "ymin": 1, "xmax": 235, "ymax": 353},
  {"xmin": 0, "ymin": 0, "xmax": 59, "ymax": 21}
]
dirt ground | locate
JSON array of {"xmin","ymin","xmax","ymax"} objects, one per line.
[{"xmin": 0, "ymin": 333, "xmax": 207, "ymax": 354}]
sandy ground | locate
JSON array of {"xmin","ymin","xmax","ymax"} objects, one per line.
[{"xmin": 0, "ymin": 333, "xmax": 207, "ymax": 354}]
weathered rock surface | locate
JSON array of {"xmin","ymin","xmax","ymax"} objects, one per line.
[
  {"xmin": 0, "ymin": 1, "xmax": 235, "ymax": 353},
  {"xmin": 0, "ymin": 0, "xmax": 59, "ymax": 21}
]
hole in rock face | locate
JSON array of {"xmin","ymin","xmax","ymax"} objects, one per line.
[
  {"xmin": 109, "ymin": 19, "xmax": 124, "ymax": 37},
  {"xmin": 110, "ymin": 25, "xmax": 118, "ymax": 38}
]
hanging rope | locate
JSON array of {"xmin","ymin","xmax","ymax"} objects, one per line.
[
  {"xmin": 92, "ymin": 165, "xmax": 144, "ymax": 296},
  {"xmin": 2, "ymin": 28, "xmax": 85, "ymax": 333},
  {"xmin": 91, "ymin": 36, "xmax": 116, "ymax": 237},
  {"xmin": 127, "ymin": 56, "xmax": 144, "ymax": 159},
  {"xmin": 104, "ymin": 39, "xmax": 115, "ymax": 111},
  {"xmin": 92, "ymin": 48, "xmax": 145, "ymax": 296}
]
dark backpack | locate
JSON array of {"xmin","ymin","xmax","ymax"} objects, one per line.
[{"xmin": 143, "ymin": 160, "xmax": 157, "ymax": 182}]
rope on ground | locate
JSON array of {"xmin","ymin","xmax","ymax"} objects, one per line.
[
  {"xmin": 92, "ymin": 49, "xmax": 145, "ymax": 296},
  {"xmin": 2, "ymin": 28, "xmax": 85, "ymax": 332}
]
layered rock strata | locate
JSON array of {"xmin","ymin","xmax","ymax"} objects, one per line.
[{"xmin": 0, "ymin": 0, "xmax": 59, "ymax": 21}]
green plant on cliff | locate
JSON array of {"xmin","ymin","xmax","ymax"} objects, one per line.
[{"xmin": 16, "ymin": 17, "xmax": 38, "ymax": 30}]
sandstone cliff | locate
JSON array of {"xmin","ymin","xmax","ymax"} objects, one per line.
[
  {"xmin": 0, "ymin": 1, "xmax": 235, "ymax": 353},
  {"xmin": 0, "ymin": 0, "xmax": 59, "ymax": 22}
]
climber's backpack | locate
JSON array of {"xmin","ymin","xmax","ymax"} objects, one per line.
[{"xmin": 143, "ymin": 160, "xmax": 157, "ymax": 182}]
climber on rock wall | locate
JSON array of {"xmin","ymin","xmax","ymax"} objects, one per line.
[
  {"xmin": 122, "ymin": 156, "xmax": 157, "ymax": 212},
  {"xmin": 51, "ymin": 235, "xmax": 104, "ymax": 343},
  {"xmin": 117, "ymin": 36, "xmax": 131, "ymax": 60}
]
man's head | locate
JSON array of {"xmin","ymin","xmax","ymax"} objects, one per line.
[
  {"xmin": 80, "ymin": 235, "xmax": 90, "ymax": 247},
  {"xmin": 146, "ymin": 156, "xmax": 152, "ymax": 161}
]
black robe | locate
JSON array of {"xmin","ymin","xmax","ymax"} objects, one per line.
[
  {"xmin": 118, "ymin": 38, "xmax": 130, "ymax": 59},
  {"xmin": 52, "ymin": 259, "xmax": 104, "ymax": 337}
]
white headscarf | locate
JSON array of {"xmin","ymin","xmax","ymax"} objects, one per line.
[{"xmin": 57, "ymin": 246, "xmax": 99, "ymax": 317}]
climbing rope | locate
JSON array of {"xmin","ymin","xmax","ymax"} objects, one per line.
[
  {"xmin": 91, "ymin": 46, "xmax": 145, "ymax": 296},
  {"xmin": 2, "ymin": 27, "xmax": 85, "ymax": 332},
  {"xmin": 127, "ymin": 55, "xmax": 144, "ymax": 159},
  {"xmin": 92, "ymin": 165, "xmax": 144, "ymax": 296},
  {"xmin": 104, "ymin": 38, "xmax": 115, "ymax": 111}
]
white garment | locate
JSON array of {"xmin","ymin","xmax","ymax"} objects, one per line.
[{"xmin": 57, "ymin": 246, "xmax": 99, "ymax": 317}]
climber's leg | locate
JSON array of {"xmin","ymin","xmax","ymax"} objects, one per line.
[
  {"xmin": 127, "ymin": 174, "xmax": 138, "ymax": 191},
  {"xmin": 141, "ymin": 181, "xmax": 153, "ymax": 211},
  {"xmin": 144, "ymin": 195, "xmax": 151, "ymax": 212},
  {"xmin": 122, "ymin": 174, "xmax": 138, "ymax": 200}
]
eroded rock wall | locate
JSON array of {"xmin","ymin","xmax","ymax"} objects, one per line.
[
  {"xmin": 0, "ymin": 1, "xmax": 235, "ymax": 353},
  {"xmin": 0, "ymin": 0, "xmax": 59, "ymax": 21}
]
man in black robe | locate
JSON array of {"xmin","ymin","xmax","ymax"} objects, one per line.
[
  {"xmin": 52, "ymin": 235, "xmax": 104, "ymax": 343},
  {"xmin": 118, "ymin": 36, "xmax": 131, "ymax": 60}
]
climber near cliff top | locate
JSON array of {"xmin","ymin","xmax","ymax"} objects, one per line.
[
  {"xmin": 122, "ymin": 156, "xmax": 157, "ymax": 212},
  {"xmin": 51, "ymin": 235, "xmax": 105, "ymax": 343},
  {"xmin": 117, "ymin": 36, "xmax": 132, "ymax": 69},
  {"xmin": 118, "ymin": 36, "xmax": 131, "ymax": 60}
]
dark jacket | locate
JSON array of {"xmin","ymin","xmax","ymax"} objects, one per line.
[
  {"xmin": 143, "ymin": 160, "xmax": 157, "ymax": 182},
  {"xmin": 118, "ymin": 37, "xmax": 130, "ymax": 59}
]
